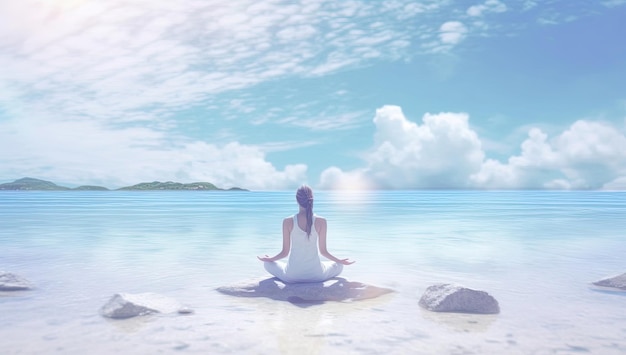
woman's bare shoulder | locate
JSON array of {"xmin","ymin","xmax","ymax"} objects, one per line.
[{"xmin": 283, "ymin": 216, "xmax": 294, "ymax": 227}]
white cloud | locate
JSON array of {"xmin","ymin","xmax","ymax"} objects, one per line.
[
  {"xmin": 522, "ymin": 1, "xmax": 538, "ymax": 11},
  {"xmin": 319, "ymin": 105, "xmax": 485, "ymax": 189},
  {"xmin": 275, "ymin": 25, "xmax": 318, "ymax": 42},
  {"xmin": 0, "ymin": 0, "xmax": 428, "ymax": 128},
  {"xmin": 0, "ymin": 116, "xmax": 306, "ymax": 190},
  {"xmin": 0, "ymin": 0, "xmax": 438, "ymax": 188},
  {"xmin": 470, "ymin": 128, "xmax": 561, "ymax": 189},
  {"xmin": 603, "ymin": 176, "xmax": 626, "ymax": 190},
  {"xmin": 318, "ymin": 106, "xmax": 626, "ymax": 190},
  {"xmin": 467, "ymin": 0, "xmax": 507, "ymax": 17},
  {"xmin": 1, "ymin": 1, "xmax": 623, "ymax": 190},
  {"xmin": 470, "ymin": 121, "xmax": 626, "ymax": 189},
  {"xmin": 554, "ymin": 120, "xmax": 626, "ymax": 187},
  {"xmin": 438, "ymin": 21, "xmax": 468, "ymax": 46}
]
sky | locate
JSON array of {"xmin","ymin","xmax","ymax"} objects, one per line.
[{"xmin": 1, "ymin": 0, "xmax": 626, "ymax": 190}]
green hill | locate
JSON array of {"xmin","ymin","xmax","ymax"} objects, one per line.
[
  {"xmin": 0, "ymin": 177, "xmax": 70, "ymax": 190},
  {"xmin": 0, "ymin": 178, "xmax": 246, "ymax": 191},
  {"xmin": 118, "ymin": 181, "xmax": 224, "ymax": 190}
]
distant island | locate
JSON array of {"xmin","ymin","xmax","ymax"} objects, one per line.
[{"xmin": 0, "ymin": 178, "xmax": 247, "ymax": 191}]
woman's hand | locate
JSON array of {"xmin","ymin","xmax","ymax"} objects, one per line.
[
  {"xmin": 338, "ymin": 258, "xmax": 355, "ymax": 265},
  {"xmin": 257, "ymin": 255, "xmax": 273, "ymax": 262}
]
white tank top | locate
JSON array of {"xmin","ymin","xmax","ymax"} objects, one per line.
[{"xmin": 285, "ymin": 214, "xmax": 324, "ymax": 280}]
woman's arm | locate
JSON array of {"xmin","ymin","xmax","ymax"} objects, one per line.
[
  {"xmin": 257, "ymin": 217, "xmax": 292, "ymax": 262},
  {"xmin": 316, "ymin": 217, "xmax": 355, "ymax": 265}
]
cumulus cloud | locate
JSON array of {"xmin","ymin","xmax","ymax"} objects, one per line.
[
  {"xmin": 0, "ymin": 116, "xmax": 306, "ymax": 190},
  {"xmin": 318, "ymin": 106, "xmax": 626, "ymax": 190},
  {"xmin": 1, "ymin": 1, "xmax": 623, "ymax": 190},
  {"xmin": 470, "ymin": 121, "xmax": 626, "ymax": 189},
  {"xmin": 319, "ymin": 105, "xmax": 485, "ymax": 189},
  {"xmin": 469, "ymin": 128, "xmax": 561, "ymax": 189}
]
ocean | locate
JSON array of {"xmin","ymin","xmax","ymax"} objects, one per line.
[{"xmin": 1, "ymin": 190, "xmax": 625, "ymax": 354}]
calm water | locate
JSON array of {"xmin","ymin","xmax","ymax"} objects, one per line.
[{"xmin": 1, "ymin": 191, "xmax": 625, "ymax": 354}]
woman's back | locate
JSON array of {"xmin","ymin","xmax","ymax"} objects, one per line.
[{"xmin": 285, "ymin": 214, "xmax": 324, "ymax": 280}]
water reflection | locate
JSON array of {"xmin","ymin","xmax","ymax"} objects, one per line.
[
  {"xmin": 222, "ymin": 286, "xmax": 395, "ymax": 355},
  {"xmin": 2, "ymin": 191, "xmax": 626, "ymax": 353}
]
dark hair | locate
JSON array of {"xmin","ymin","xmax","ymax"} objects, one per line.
[{"xmin": 296, "ymin": 185, "xmax": 314, "ymax": 237}]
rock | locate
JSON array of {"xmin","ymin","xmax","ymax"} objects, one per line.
[
  {"xmin": 101, "ymin": 293, "xmax": 190, "ymax": 319},
  {"xmin": 0, "ymin": 272, "xmax": 32, "ymax": 291},
  {"xmin": 419, "ymin": 284, "xmax": 500, "ymax": 314},
  {"xmin": 217, "ymin": 277, "xmax": 393, "ymax": 304},
  {"xmin": 592, "ymin": 273, "xmax": 626, "ymax": 291},
  {"xmin": 177, "ymin": 306, "xmax": 194, "ymax": 314}
]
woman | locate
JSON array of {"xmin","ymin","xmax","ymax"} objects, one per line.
[{"xmin": 257, "ymin": 185, "xmax": 355, "ymax": 283}]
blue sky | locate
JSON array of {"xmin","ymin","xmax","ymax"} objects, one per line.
[{"xmin": 1, "ymin": 0, "xmax": 625, "ymax": 190}]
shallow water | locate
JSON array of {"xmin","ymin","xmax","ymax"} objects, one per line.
[{"xmin": 1, "ymin": 190, "xmax": 625, "ymax": 354}]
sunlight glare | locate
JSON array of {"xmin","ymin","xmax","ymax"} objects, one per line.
[{"xmin": 324, "ymin": 174, "xmax": 375, "ymax": 209}]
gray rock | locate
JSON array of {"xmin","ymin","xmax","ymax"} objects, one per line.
[
  {"xmin": 419, "ymin": 283, "xmax": 500, "ymax": 314},
  {"xmin": 217, "ymin": 277, "xmax": 393, "ymax": 304},
  {"xmin": 0, "ymin": 272, "xmax": 32, "ymax": 291},
  {"xmin": 101, "ymin": 293, "xmax": 190, "ymax": 319},
  {"xmin": 592, "ymin": 273, "xmax": 626, "ymax": 291}
]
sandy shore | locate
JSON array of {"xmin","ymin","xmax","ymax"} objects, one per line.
[{"xmin": 2, "ymin": 269, "xmax": 626, "ymax": 355}]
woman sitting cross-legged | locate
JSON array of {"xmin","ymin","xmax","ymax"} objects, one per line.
[{"xmin": 257, "ymin": 185, "xmax": 355, "ymax": 283}]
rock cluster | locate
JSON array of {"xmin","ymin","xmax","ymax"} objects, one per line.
[
  {"xmin": 592, "ymin": 273, "xmax": 626, "ymax": 291},
  {"xmin": 12, "ymin": 269, "xmax": 626, "ymax": 322},
  {"xmin": 419, "ymin": 283, "xmax": 500, "ymax": 314},
  {"xmin": 0, "ymin": 272, "xmax": 32, "ymax": 291}
]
